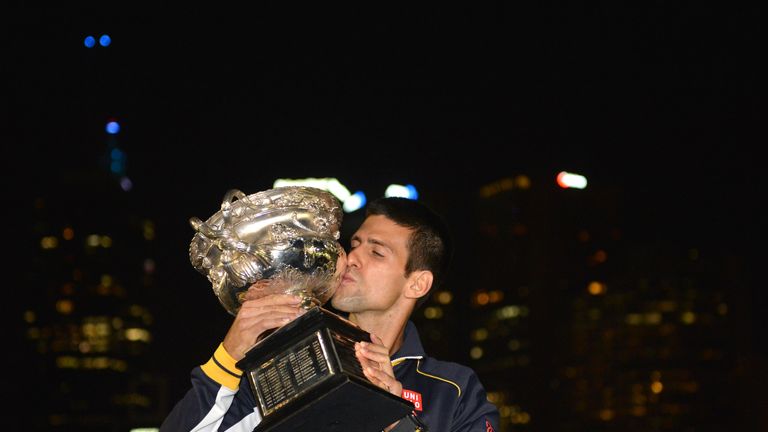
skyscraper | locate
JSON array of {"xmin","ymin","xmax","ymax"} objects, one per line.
[
  {"xmin": 19, "ymin": 169, "xmax": 167, "ymax": 431},
  {"xmin": 412, "ymin": 172, "xmax": 752, "ymax": 431}
]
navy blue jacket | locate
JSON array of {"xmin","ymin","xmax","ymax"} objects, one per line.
[
  {"xmin": 390, "ymin": 321, "xmax": 499, "ymax": 431},
  {"xmin": 160, "ymin": 321, "xmax": 500, "ymax": 431}
]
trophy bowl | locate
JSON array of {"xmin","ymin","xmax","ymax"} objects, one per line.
[{"xmin": 188, "ymin": 186, "xmax": 344, "ymax": 315}]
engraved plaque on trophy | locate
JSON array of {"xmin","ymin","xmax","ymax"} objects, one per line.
[{"xmin": 189, "ymin": 186, "xmax": 413, "ymax": 432}]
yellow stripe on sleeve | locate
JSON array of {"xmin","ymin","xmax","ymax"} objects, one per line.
[{"xmin": 200, "ymin": 343, "xmax": 243, "ymax": 390}]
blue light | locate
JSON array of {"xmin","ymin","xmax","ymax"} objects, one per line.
[
  {"xmin": 99, "ymin": 34, "xmax": 111, "ymax": 47},
  {"xmin": 105, "ymin": 121, "xmax": 120, "ymax": 134},
  {"xmin": 110, "ymin": 148, "xmax": 124, "ymax": 160},
  {"xmin": 354, "ymin": 191, "xmax": 367, "ymax": 206},
  {"xmin": 84, "ymin": 36, "xmax": 96, "ymax": 48},
  {"xmin": 385, "ymin": 183, "xmax": 419, "ymax": 200},
  {"xmin": 405, "ymin": 184, "xmax": 419, "ymax": 200},
  {"xmin": 110, "ymin": 160, "xmax": 122, "ymax": 174},
  {"xmin": 343, "ymin": 191, "xmax": 367, "ymax": 213}
]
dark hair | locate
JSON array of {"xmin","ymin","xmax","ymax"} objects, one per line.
[{"xmin": 365, "ymin": 197, "xmax": 453, "ymax": 308}]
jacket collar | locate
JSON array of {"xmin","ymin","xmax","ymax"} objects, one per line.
[{"xmin": 391, "ymin": 320, "xmax": 425, "ymax": 362}]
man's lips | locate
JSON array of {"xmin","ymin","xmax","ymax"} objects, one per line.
[{"xmin": 341, "ymin": 272, "xmax": 356, "ymax": 284}]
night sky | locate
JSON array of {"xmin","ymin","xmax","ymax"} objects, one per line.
[
  {"xmin": 5, "ymin": 2, "xmax": 765, "ymax": 422},
  {"xmin": 7, "ymin": 3, "xmax": 762, "ymax": 219}
]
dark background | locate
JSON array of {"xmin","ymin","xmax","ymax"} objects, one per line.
[
  {"xmin": 5, "ymin": 2, "xmax": 765, "ymax": 429},
  {"xmin": 7, "ymin": 3, "xmax": 764, "ymax": 220}
]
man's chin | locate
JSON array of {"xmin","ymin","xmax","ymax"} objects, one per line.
[
  {"xmin": 330, "ymin": 298, "xmax": 347, "ymax": 312},
  {"xmin": 330, "ymin": 296, "xmax": 362, "ymax": 313}
]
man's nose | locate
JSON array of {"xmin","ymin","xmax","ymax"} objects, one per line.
[{"xmin": 346, "ymin": 247, "xmax": 361, "ymax": 267}]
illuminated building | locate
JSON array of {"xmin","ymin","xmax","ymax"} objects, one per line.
[
  {"xmin": 412, "ymin": 172, "xmax": 748, "ymax": 431},
  {"xmin": 20, "ymin": 170, "xmax": 166, "ymax": 431}
]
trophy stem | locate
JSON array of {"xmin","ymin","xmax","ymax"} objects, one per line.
[{"xmin": 299, "ymin": 294, "xmax": 320, "ymax": 310}]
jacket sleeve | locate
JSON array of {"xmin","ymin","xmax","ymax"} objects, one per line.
[
  {"xmin": 451, "ymin": 371, "xmax": 500, "ymax": 432},
  {"xmin": 160, "ymin": 343, "xmax": 262, "ymax": 432}
]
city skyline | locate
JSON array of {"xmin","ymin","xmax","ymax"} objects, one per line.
[
  {"xmin": 7, "ymin": 3, "xmax": 763, "ymax": 430},
  {"xmin": 13, "ymin": 165, "xmax": 762, "ymax": 430}
]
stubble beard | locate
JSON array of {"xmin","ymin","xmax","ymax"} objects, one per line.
[{"xmin": 331, "ymin": 289, "xmax": 366, "ymax": 313}]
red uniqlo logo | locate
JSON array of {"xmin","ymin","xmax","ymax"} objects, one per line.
[{"xmin": 401, "ymin": 389, "xmax": 423, "ymax": 411}]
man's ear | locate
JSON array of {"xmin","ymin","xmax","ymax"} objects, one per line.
[{"xmin": 405, "ymin": 270, "xmax": 433, "ymax": 301}]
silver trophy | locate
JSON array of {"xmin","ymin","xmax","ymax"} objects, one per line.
[
  {"xmin": 188, "ymin": 186, "xmax": 412, "ymax": 432},
  {"xmin": 188, "ymin": 186, "xmax": 344, "ymax": 315}
]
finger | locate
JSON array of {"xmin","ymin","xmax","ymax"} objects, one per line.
[
  {"xmin": 235, "ymin": 316, "xmax": 295, "ymax": 346},
  {"xmin": 244, "ymin": 293, "xmax": 303, "ymax": 305},
  {"xmin": 238, "ymin": 307, "xmax": 299, "ymax": 319},
  {"xmin": 239, "ymin": 310, "xmax": 297, "ymax": 324},
  {"xmin": 231, "ymin": 312, "xmax": 299, "ymax": 340},
  {"xmin": 370, "ymin": 333, "xmax": 385, "ymax": 345},
  {"xmin": 354, "ymin": 343, "xmax": 381, "ymax": 369},
  {"xmin": 236, "ymin": 312, "xmax": 299, "ymax": 330},
  {"xmin": 224, "ymin": 313, "xmax": 296, "ymax": 360},
  {"xmin": 239, "ymin": 301, "xmax": 301, "ymax": 312},
  {"xmin": 356, "ymin": 342, "xmax": 391, "ymax": 364},
  {"xmin": 249, "ymin": 316, "xmax": 293, "ymax": 333},
  {"xmin": 247, "ymin": 292, "xmax": 302, "ymax": 304},
  {"xmin": 363, "ymin": 366, "xmax": 401, "ymax": 395},
  {"xmin": 365, "ymin": 334, "xmax": 391, "ymax": 357},
  {"xmin": 355, "ymin": 349, "xmax": 379, "ymax": 371},
  {"xmin": 361, "ymin": 365, "xmax": 386, "ymax": 387},
  {"xmin": 364, "ymin": 365, "xmax": 392, "ymax": 382}
]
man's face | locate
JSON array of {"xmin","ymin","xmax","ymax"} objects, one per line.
[{"xmin": 332, "ymin": 215, "xmax": 412, "ymax": 313}]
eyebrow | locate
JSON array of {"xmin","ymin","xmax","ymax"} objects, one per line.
[{"xmin": 351, "ymin": 235, "xmax": 394, "ymax": 253}]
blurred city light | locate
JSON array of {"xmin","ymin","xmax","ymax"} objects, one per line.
[
  {"xmin": 385, "ymin": 183, "xmax": 419, "ymax": 200},
  {"xmin": 274, "ymin": 177, "xmax": 366, "ymax": 213},
  {"xmin": 106, "ymin": 121, "xmax": 120, "ymax": 134},
  {"xmin": 111, "ymin": 148, "xmax": 124, "ymax": 161},
  {"xmin": 110, "ymin": 160, "xmax": 123, "ymax": 174},
  {"xmin": 556, "ymin": 171, "xmax": 588, "ymax": 189},
  {"xmin": 119, "ymin": 176, "xmax": 133, "ymax": 192},
  {"xmin": 342, "ymin": 191, "xmax": 366, "ymax": 213},
  {"xmin": 99, "ymin": 34, "xmax": 112, "ymax": 47}
]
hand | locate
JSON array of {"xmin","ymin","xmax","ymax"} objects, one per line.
[
  {"xmin": 222, "ymin": 292, "xmax": 303, "ymax": 360},
  {"xmin": 355, "ymin": 333, "xmax": 403, "ymax": 397},
  {"xmin": 355, "ymin": 334, "xmax": 404, "ymax": 432}
]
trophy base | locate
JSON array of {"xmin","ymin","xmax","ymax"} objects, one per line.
[
  {"xmin": 236, "ymin": 307, "xmax": 414, "ymax": 432},
  {"xmin": 254, "ymin": 373, "xmax": 411, "ymax": 432}
]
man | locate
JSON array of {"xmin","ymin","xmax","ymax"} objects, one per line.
[
  {"xmin": 161, "ymin": 197, "xmax": 500, "ymax": 431},
  {"xmin": 332, "ymin": 197, "xmax": 500, "ymax": 431}
]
